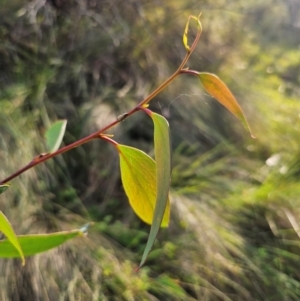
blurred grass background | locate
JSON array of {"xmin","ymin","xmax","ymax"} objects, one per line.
[{"xmin": 1, "ymin": 0, "xmax": 300, "ymax": 300}]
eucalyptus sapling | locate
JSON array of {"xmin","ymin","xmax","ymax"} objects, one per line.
[{"xmin": 0, "ymin": 14, "xmax": 253, "ymax": 268}]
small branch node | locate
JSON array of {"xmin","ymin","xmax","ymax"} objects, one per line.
[{"xmin": 117, "ymin": 113, "xmax": 129, "ymax": 122}]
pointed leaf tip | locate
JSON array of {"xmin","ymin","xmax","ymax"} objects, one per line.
[
  {"xmin": 0, "ymin": 227, "xmax": 84, "ymax": 258},
  {"xmin": 0, "ymin": 211, "xmax": 25, "ymax": 265},
  {"xmin": 0, "ymin": 184, "xmax": 10, "ymax": 194},
  {"xmin": 79, "ymin": 223, "xmax": 93, "ymax": 236},
  {"xmin": 198, "ymin": 72, "xmax": 254, "ymax": 138},
  {"xmin": 139, "ymin": 112, "xmax": 171, "ymax": 269}
]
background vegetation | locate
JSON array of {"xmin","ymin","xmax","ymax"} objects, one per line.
[{"xmin": 1, "ymin": 0, "xmax": 300, "ymax": 300}]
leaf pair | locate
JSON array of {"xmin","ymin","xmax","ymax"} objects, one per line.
[{"xmin": 117, "ymin": 112, "xmax": 171, "ymax": 269}]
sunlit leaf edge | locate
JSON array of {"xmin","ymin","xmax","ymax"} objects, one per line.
[
  {"xmin": 0, "ymin": 184, "xmax": 10, "ymax": 195},
  {"xmin": 0, "ymin": 211, "xmax": 25, "ymax": 264},
  {"xmin": 0, "ymin": 225, "xmax": 89, "ymax": 258}
]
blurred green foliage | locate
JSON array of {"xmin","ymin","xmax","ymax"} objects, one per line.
[{"xmin": 1, "ymin": 0, "xmax": 300, "ymax": 300}]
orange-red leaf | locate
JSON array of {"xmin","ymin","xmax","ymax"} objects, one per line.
[{"xmin": 198, "ymin": 72, "xmax": 254, "ymax": 138}]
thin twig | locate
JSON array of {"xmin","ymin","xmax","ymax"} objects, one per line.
[{"xmin": 0, "ymin": 15, "xmax": 202, "ymax": 185}]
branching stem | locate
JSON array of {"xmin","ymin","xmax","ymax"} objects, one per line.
[{"xmin": 0, "ymin": 16, "xmax": 202, "ymax": 185}]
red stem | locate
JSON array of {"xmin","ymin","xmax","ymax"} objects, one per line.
[{"xmin": 0, "ymin": 16, "xmax": 202, "ymax": 185}]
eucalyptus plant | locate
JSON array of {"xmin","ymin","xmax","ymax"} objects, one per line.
[{"xmin": 0, "ymin": 14, "xmax": 252, "ymax": 269}]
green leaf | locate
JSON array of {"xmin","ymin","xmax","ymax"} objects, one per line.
[
  {"xmin": 117, "ymin": 144, "xmax": 170, "ymax": 227},
  {"xmin": 0, "ymin": 184, "xmax": 10, "ymax": 194},
  {"xmin": 45, "ymin": 120, "xmax": 67, "ymax": 153},
  {"xmin": 198, "ymin": 72, "xmax": 254, "ymax": 138},
  {"xmin": 0, "ymin": 224, "xmax": 90, "ymax": 258},
  {"xmin": 139, "ymin": 112, "xmax": 171, "ymax": 269},
  {"xmin": 0, "ymin": 211, "xmax": 25, "ymax": 265}
]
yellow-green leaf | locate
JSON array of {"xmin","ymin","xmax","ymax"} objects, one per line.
[
  {"xmin": 183, "ymin": 15, "xmax": 202, "ymax": 52},
  {"xmin": 45, "ymin": 119, "xmax": 67, "ymax": 153},
  {"xmin": 198, "ymin": 72, "xmax": 254, "ymax": 138},
  {"xmin": 0, "ymin": 224, "xmax": 90, "ymax": 258},
  {"xmin": 0, "ymin": 211, "xmax": 25, "ymax": 265},
  {"xmin": 139, "ymin": 112, "xmax": 171, "ymax": 269},
  {"xmin": 0, "ymin": 184, "xmax": 10, "ymax": 194},
  {"xmin": 117, "ymin": 144, "xmax": 170, "ymax": 227}
]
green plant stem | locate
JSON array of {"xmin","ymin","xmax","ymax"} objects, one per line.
[{"xmin": 0, "ymin": 16, "xmax": 202, "ymax": 185}]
